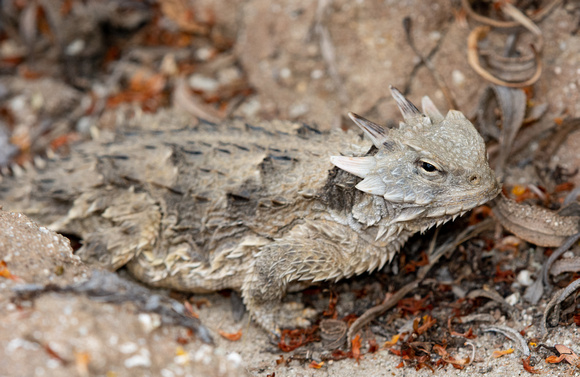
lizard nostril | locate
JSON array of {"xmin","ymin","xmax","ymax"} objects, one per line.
[{"xmin": 468, "ymin": 174, "xmax": 480, "ymax": 185}]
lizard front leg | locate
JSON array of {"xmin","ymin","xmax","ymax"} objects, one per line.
[{"xmin": 241, "ymin": 219, "xmax": 376, "ymax": 336}]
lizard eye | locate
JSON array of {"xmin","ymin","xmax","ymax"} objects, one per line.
[
  {"xmin": 420, "ymin": 161, "xmax": 437, "ymax": 172},
  {"xmin": 417, "ymin": 159, "xmax": 445, "ymax": 181}
]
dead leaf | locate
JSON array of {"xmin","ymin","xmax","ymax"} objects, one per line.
[
  {"xmin": 0, "ymin": 260, "xmax": 18, "ymax": 281},
  {"xmin": 351, "ymin": 334, "xmax": 362, "ymax": 363},
  {"xmin": 415, "ymin": 315, "xmax": 437, "ymax": 335},
  {"xmin": 218, "ymin": 330, "xmax": 242, "ymax": 341},
  {"xmin": 545, "ymin": 355, "xmax": 566, "ymax": 363},
  {"xmin": 183, "ymin": 301, "xmax": 199, "ymax": 319},
  {"xmin": 522, "ymin": 356, "xmax": 541, "ymax": 374},
  {"xmin": 368, "ymin": 339, "xmax": 379, "ymax": 353},
  {"xmin": 554, "ymin": 344, "xmax": 580, "ymax": 367},
  {"xmin": 74, "ymin": 351, "xmax": 90, "ymax": 377},
  {"xmin": 278, "ymin": 326, "xmax": 319, "ymax": 352},
  {"xmin": 160, "ymin": 0, "xmax": 209, "ymax": 34},
  {"xmin": 322, "ymin": 291, "xmax": 338, "ymax": 317},
  {"xmin": 492, "ymin": 348, "xmax": 514, "ymax": 358},
  {"xmin": 382, "ymin": 334, "xmax": 400, "ymax": 348},
  {"xmin": 308, "ymin": 361, "xmax": 324, "ymax": 369}
]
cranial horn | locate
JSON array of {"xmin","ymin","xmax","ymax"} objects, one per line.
[
  {"xmin": 330, "ymin": 156, "xmax": 376, "ymax": 178},
  {"xmin": 421, "ymin": 96, "xmax": 443, "ymax": 121},
  {"xmin": 389, "ymin": 86, "xmax": 423, "ymax": 120},
  {"xmin": 348, "ymin": 112, "xmax": 389, "ymax": 148}
]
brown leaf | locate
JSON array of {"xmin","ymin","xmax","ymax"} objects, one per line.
[
  {"xmin": 433, "ymin": 344, "xmax": 449, "ymax": 358},
  {"xmin": 160, "ymin": 0, "xmax": 209, "ymax": 34},
  {"xmin": 0, "ymin": 260, "xmax": 18, "ymax": 281},
  {"xmin": 492, "ymin": 348, "xmax": 514, "ymax": 358},
  {"xmin": 308, "ymin": 361, "xmax": 324, "ymax": 369},
  {"xmin": 523, "ymin": 356, "xmax": 542, "ymax": 374},
  {"xmin": 368, "ymin": 339, "xmax": 379, "ymax": 353},
  {"xmin": 545, "ymin": 355, "xmax": 566, "ymax": 363},
  {"xmin": 382, "ymin": 334, "xmax": 400, "ymax": 348},
  {"xmin": 554, "ymin": 344, "xmax": 580, "ymax": 366},
  {"xmin": 451, "ymin": 327, "xmax": 477, "ymax": 339},
  {"xmin": 416, "ymin": 315, "xmax": 437, "ymax": 335},
  {"xmin": 190, "ymin": 298, "xmax": 211, "ymax": 309},
  {"xmin": 278, "ymin": 326, "xmax": 319, "ymax": 352},
  {"xmin": 403, "ymin": 252, "xmax": 429, "ymax": 273},
  {"xmin": 74, "ymin": 351, "xmax": 90, "ymax": 377},
  {"xmin": 351, "ymin": 334, "xmax": 363, "ymax": 363},
  {"xmin": 218, "ymin": 330, "xmax": 242, "ymax": 341},
  {"xmin": 397, "ymin": 295, "xmax": 432, "ymax": 315},
  {"xmin": 183, "ymin": 301, "xmax": 199, "ymax": 319},
  {"xmin": 323, "ymin": 291, "xmax": 338, "ymax": 317}
]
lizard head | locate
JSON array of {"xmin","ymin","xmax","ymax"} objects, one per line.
[{"xmin": 330, "ymin": 86, "xmax": 500, "ymax": 229}]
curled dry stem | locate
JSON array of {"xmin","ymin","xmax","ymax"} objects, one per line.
[
  {"xmin": 461, "ymin": 0, "xmax": 563, "ymax": 29},
  {"xmin": 346, "ymin": 279, "xmax": 419, "ymax": 344},
  {"xmin": 542, "ymin": 231, "xmax": 580, "ymax": 289},
  {"xmin": 482, "ymin": 324, "xmax": 530, "ymax": 357},
  {"xmin": 467, "ymin": 26, "xmax": 542, "ymax": 88},
  {"xmin": 466, "ymin": 288, "xmax": 517, "ymax": 318},
  {"xmin": 541, "ymin": 278, "xmax": 580, "ymax": 337}
]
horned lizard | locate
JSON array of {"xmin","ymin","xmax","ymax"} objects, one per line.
[{"xmin": 0, "ymin": 87, "xmax": 500, "ymax": 335}]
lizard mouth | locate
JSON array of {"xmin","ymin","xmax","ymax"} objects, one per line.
[{"xmin": 427, "ymin": 180, "xmax": 501, "ymax": 219}]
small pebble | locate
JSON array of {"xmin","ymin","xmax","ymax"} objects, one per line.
[
  {"xmin": 188, "ymin": 75, "xmax": 218, "ymax": 92},
  {"xmin": 517, "ymin": 270, "xmax": 534, "ymax": 287},
  {"xmin": 505, "ymin": 292, "xmax": 520, "ymax": 306}
]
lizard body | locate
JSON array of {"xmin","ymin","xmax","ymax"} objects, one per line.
[{"xmin": 0, "ymin": 88, "xmax": 500, "ymax": 334}]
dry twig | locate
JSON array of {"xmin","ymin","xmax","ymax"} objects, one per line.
[
  {"xmin": 466, "ymin": 289, "xmax": 517, "ymax": 319},
  {"xmin": 541, "ymin": 275, "xmax": 580, "ymax": 336},
  {"xmin": 402, "ymin": 17, "xmax": 458, "ymax": 110},
  {"xmin": 482, "ymin": 324, "xmax": 530, "ymax": 357},
  {"xmin": 467, "ymin": 26, "xmax": 542, "ymax": 88},
  {"xmin": 542, "ymin": 232, "xmax": 580, "ymax": 289},
  {"xmin": 461, "ymin": 0, "xmax": 563, "ymax": 29}
]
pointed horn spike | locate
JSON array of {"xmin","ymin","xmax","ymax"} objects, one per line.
[
  {"xmin": 389, "ymin": 86, "xmax": 422, "ymax": 120},
  {"xmin": 375, "ymin": 225, "xmax": 388, "ymax": 241},
  {"xmin": 446, "ymin": 110, "xmax": 466, "ymax": 120},
  {"xmin": 348, "ymin": 112, "xmax": 388, "ymax": 147},
  {"xmin": 421, "ymin": 96, "xmax": 443, "ymax": 120},
  {"xmin": 330, "ymin": 156, "xmax": 376, "ymax": 178},
  {"xmin": 355, "ymin": 176, "xmax": 386, "ymax": 196}
]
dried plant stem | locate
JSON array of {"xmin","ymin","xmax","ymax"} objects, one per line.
[
  {"xmin": 467, "ymin": 26, "xmax": 542, "ymax": 88},
  {"xmin": 461, "ymin": 0, "xmax": 562, "ymax": 29},
  {"xmin": 541, "ymin": 277, "xmax": 580, "ymax": 336},
  {"xmin": 542, "ymin": 232, "xmax": 580, "ymax": 288},
  {"xmin": 482, "ymin": 324, "xmax": 530, "ymax": 357}
]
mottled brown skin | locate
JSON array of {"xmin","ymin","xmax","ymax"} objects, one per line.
[{"xmin": 0, "ymin": 89, "xmax": 501, "ymax": 335}]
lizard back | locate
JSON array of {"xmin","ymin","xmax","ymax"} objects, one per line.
[{"xmin": 0, "ymin": 113, "xmax": 369, "ymax": 288}]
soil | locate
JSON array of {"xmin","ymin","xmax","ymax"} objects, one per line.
[{"xmin": 1, "ymin": 1, "xmax": 580, "ymax": 376}]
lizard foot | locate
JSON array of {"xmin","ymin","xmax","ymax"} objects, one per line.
[
  {"xmin": 249, "ymin": 300, "xmax": 318, "ymax": 338},
  {"xmin": 278, "ymin": 301, "xmax": 318, "ymax": 329}
]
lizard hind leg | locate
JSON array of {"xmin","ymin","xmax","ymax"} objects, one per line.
[
  {"xmin": 240, "ymin": 221, "xmax": 357, "ymax": 335},
  {"xmin": 52, "ymin": 187, "xmax": 162, "ymax": 270},
  {"xmin": 241, "ymin": 246, "xmax": 318, "ymax": 336}
]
